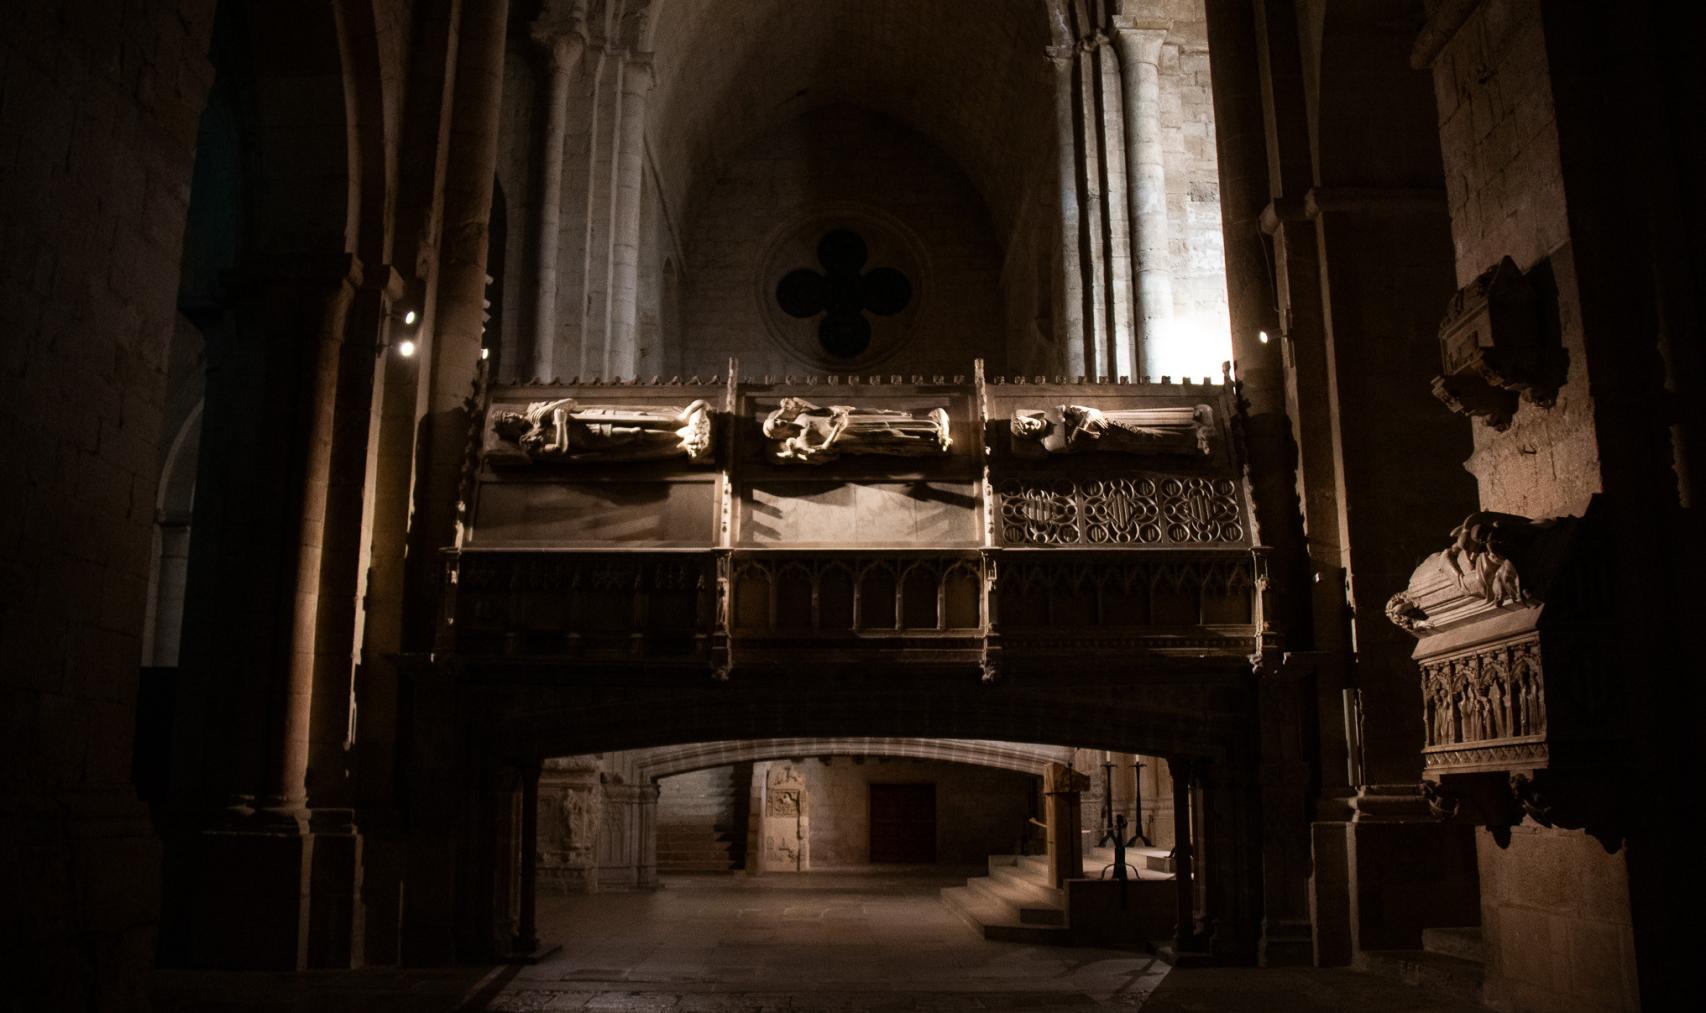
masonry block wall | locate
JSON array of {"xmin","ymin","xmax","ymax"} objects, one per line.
[
  {"xmin": 1159, "ymin": 13, "xmax": 1230, "ymax": 365},
  {"xmin": 1433, "ymin": 0, "xmax": 1598, "ymax": 519},
  {"xmin": 677, "ymin": 105, "xmax": 1005, "ymax": 379},
  {"xmin": 748, "ymin": 757, "xmax": 1035, "ymax": 869},
  {"xmin": 0, "ymin": 2, "xmax": 216, "ymax": 1007},
  {"xmin": 1429, "ymin": 1, "xmax": 1633, "ymax": 1007}
]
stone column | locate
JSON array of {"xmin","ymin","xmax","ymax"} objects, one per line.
[
  {"xmin": 528, "ymin": 13, "xmax": 588, "ymax": 380},
  {"xmin": 1048, "ymin": 49, "xmax": 1087, "ymax": 375},
  {"xmin": 1113, "ymin": 14, "xmax": 1176, "ymax": 377},
  {"xmin": 148, "ymin": 513, "xmax": 194, "ymax": 665},
  {"xmin": 606, "ymin": 54, "xmax": 654, "ymax": 378},
  {"xmin": 268, "ymin": 256, "xmax": 363, "ymax": 811},
  {"xmin": 514, "ymin": 759, "xmax": 543, "ymax": 954},
  {"xmin": 159, "ymin": 256, "xmax": 365, "ymax": 971},
  {"xmin": 636, "ymin": 780, "xmax": 660, "ymax": 888},
  {"xmin": 1169, "ymin": 758, "xmax": 1198, "ymax": 950},
  {"xmin": 1094, "ymin": 45, "xmax": 1138, "ymax": 380},
  {"xmin": 1044, "ymin": 762, "xmax": 1088, "ymax": 888},
  {"xmin": 1256, "ymin": 655, "xmax": 1316, "ymax": 965},
  {"xmin": 404, "ymin": 0, "xmax": 509, "ymax": 651}
]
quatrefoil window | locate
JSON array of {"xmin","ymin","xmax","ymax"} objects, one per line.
[{"xmin": 775, "ymin": 228, "xmax": 912, "ymax": 359}]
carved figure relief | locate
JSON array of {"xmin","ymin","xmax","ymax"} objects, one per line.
[
  {"xmin": 763, "ymin": 765, "xmax": 806, "ymax": 871},
  {"xmin": 1386, "ymin": 510, "xmax": 1578, "ymax": 635},
  {"xmin": 1419, "ymin": 637, "xmax": 1546, "ymax": 756},
  {"xmin": 558, "ymin": 786, "xmax": 603, "ymax": 864},
  {"xmin": 491, "ymin": 398, "xmax": 714, "ymax": 463},
  {"xmin": 1011, "ymin": 404, "xmax": 1214, "ymax": 457},
  {"xmin": 767, "ymin": 789, "xmax": 801, "ymax": 817},
  {"xmin": 761, "ymin": 397, "xmax": 951, "ymax": 463},
  {"xmin": 1441, "ymin": 511, "xmax": 1544, "ymax": 607}
]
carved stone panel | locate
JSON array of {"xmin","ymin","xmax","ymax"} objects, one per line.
[
  {"xmin": 762, "ymin": 764, "xmax": 808, "ymax": 872},
  {"xmin": 997, "ymin": 476, "xmax": 1245, "ymax": 547},
  {"xmin": 1419, "ymin": 636, "xmax": 1549, "ymax": 774}
]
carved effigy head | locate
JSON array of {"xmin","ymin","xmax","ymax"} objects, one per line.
[{"xmin": 491, "ymin": 410, "xmax": 533, "ymax": 445}]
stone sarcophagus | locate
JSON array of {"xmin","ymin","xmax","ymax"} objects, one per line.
[
  {"xmin": 447, "ymin": 361, "xmax": 1262, "ymax": 682},
  {"xmin": 1388, "ymin": 502, "xmax": 1622, "ymax": 842}
]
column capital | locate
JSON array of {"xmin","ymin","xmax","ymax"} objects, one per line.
[
  {"xmin": 1111, "ymin": 17, "xmax": 1172, "ymax": 64},
  {"xmin": 1258, "ymin": 198, "xmax": 1312, "ymax": 235},
  {"xmin": 530, "ymin": 0, "xmax": 589, "ymax": 70},
  {"xmin": 623, "ymin": 51, "xmax": 657, "ymax": 92},
  {"xmin": 531, "ymin": 26, "xmax": 588, "ymax": 72}
]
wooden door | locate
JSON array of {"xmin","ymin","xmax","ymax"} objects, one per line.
[{"xmin": 868, "ymin": 783, "xmax": 936, "ymax": 863}]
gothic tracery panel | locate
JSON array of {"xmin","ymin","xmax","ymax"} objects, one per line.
[{"xmin": 998, "ymin": 476, "xmax": 1244, "ymax": 547}]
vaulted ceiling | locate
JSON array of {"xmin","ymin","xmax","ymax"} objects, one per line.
[{"xmin": 644, "ymin": 0, "xmax": 1060, "ymax": 244}]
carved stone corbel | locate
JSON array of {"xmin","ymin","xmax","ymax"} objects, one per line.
[
  {"xmin": 1420, "ymin": 779, "xmax": 1461, "ymax": 821},
  {"xmin": 1431, "ymin": 256, "xmax": 1566, "ymax": 430}
]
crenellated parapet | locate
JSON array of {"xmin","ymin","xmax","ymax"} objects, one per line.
[{"xmin": 444, "ymin": 360, "xmax": 1262, "ymax": 683}]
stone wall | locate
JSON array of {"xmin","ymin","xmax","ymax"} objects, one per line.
[
  {"xmin": 1474, "ymin": 826, "xmax": 1638, "ymax": 1011},
  {"xmin": 750, "ymin": 757, "xmax": 1036, "ymax": 870},
  {"xmin": 1157, "ymin": 12, "xmax": 1232, "ymax": 377},
  {"xmin": 1428, "ymin": 2, "xmax": 1633, "ymax": 1007},
  {"xmin": 1433, "ymin": 0, "xmax": 1599, "ymax": 518},
  {"xmin": 0, "ymin": 1, "xmax": 216, "ymax": 1006},
  {"xmin": 676, "ymin": 104, "xmax": 1006, "ymax": 379}
]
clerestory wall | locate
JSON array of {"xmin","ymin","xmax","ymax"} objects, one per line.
[{"xmin": 677, "ymin": 105, "xmax": 1005, "ymax": 379}]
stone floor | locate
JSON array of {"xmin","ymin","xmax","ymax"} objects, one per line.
[{"xmin": 154, "ymin": 870, "xmax": 1490, "ymax": 1012}]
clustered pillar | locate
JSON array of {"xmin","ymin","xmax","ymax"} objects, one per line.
[{"xmin": 1045, "ymin": 5, "xmax": 1184, "ymax": 382}]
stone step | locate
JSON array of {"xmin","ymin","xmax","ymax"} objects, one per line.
[
  {"xmin": 1085, "ymin": 845, "xmax": 1174, "ymax": 874},
  {"xmin": 1357, "ymin": 949, "xmax": 1485, "ymax": 1005},
  {"xmin": 989, "ymin": 864, "xmax": 1065, "ymax": 909},
  {"xmin": 1422, "ymin": 926, "xmax": 1485, "ymax": 964},
  {"xmin": 656, "ymin": 846, "xmax": 735, "ymax": 858},
  {"xmin": 966, "ymin": 872, "xmax": 1066, "ymax": 926},
  {"xmin": 939, "ymin": 886, "xmax": 1073, "ymax": 946}
]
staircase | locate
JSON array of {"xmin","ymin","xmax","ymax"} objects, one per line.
[
  {"xmin": 655, "ymin": 767, "xmax": 745, "ymax": 874},
  {"xmin": 942, "ymin": 844, "xmax": 1177, "ymax": 946},
  {"xmin": 1357, "ymin": 926, "xmax": 1487, "ymax": 1005},
  {"xmin": 941, "ymin": 854, "xmax": 1071, "ymax": 944}
]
